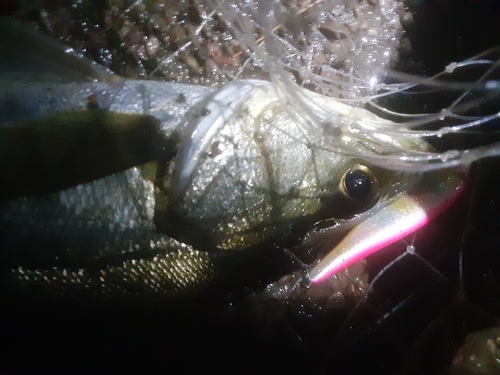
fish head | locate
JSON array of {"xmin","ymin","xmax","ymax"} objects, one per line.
[
  {"xmin": 153, "ymin": 80, "xmax": 446, "ymax": 261},
  {"xmin": 307, "ymin": 166, "xmax": 466, "ymax": 284}
]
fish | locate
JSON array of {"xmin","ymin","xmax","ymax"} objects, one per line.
[
  {"xmin": 0, "ymin": 0, "xmax": 498, "ymax": 302},
  {"xmin": 0, "ymin": 13, "xmax": 472, "ymax": 302},
  {"xmin": 1, "ymin": 2, "xmax": 500, "ymax": 374}
]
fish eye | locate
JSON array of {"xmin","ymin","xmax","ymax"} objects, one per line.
[{"xmin": 340, "ymin": 164, "xmax": 378, "ymax": 199}]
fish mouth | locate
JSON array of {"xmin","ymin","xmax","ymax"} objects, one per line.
[{"xmin": 309, "ymin": 168, "xmax": 467, "ymax": 285}]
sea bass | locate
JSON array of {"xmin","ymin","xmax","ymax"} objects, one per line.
[{"xmin": 0, "ymin": 18, "xmax": 465, "ymax": 300}]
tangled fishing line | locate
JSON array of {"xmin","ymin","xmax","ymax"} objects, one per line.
[{"xmin": 207, "ymin": 0, "xmax": 500, "ymax": 171}]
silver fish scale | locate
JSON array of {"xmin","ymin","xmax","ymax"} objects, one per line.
[
  {"xmin": 0, "ymin": 79, "xmax": 212, "ymax": 137},
  {"xmin": 1, "ymin": 168, "xmax": 179, "ymax": 263},
  {"xmin": 105, "ymin": 81, "xmax": 212, "ymax": 129},
  {"xmin": 56, "ymin": 167, "xmax": 154, "ymax": 232},
  {"xmin": 13, "ymin": 250, "xmax": 216, "ymax": 298}
]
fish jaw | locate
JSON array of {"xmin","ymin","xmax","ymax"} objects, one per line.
[{"xmin": 309, "ymin": 169, "xmax": 467, "ymax": 285}]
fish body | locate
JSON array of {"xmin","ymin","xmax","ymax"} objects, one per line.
[
  {"xmin": 0, "ymin": 19, "xmax": 465, "ymax": 299},
  {"xmin": 0, "ymin": 76, "xmax": 433, "ymax": 297}
]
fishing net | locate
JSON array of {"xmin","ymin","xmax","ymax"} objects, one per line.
[
  {"xmin": 29, "ymin": 0, "xmax": 500, "ymax": 170},
  {"xmin": 206, "ymin": 0, "xmax": 500, "ymax": 171}
]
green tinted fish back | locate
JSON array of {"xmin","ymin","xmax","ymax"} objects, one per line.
[{"xmin": 0, "ymin": 110, "xmax": 175, "ymax": 200}]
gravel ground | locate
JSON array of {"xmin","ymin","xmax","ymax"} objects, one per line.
[{"xmin": 7, "ymin": 0, "xmax": 415, "ymax": 92}]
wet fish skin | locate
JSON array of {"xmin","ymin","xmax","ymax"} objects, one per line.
[
  {"xmin": 154, "ymin": 80, "xmax": 423, "ymax": 255},
  {"xmin": 0, "ymin": 14, "xmax": 115, "ymax": 83},
  {"xmin": 0, "ymin": 167, "xmax": 230, "ymax": 299},
  {"xmin": 0, "ymin": 49, "xmax": 212, "ymax": 199},
  {"xmin": 0, "ymin": 79, "xmax": 212, "ymax": 131},
  {"xmin": 0, "ymin": 20, "xmax": 290, "ymax": 297},
  {"xmin": 0, "ymin": 79, "xmax": 421, "ymax": 299},
  {"xmin": 0, "ymin": 19, "xmax": 233, "ymax": 297}
]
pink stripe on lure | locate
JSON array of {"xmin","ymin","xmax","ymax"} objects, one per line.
[{"xmin": 309, "ymin": 169, "xmax": 467, "ymax": 285}]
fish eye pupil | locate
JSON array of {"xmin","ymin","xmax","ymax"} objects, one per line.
[{"xmin": 344, "ymin": 169, "xmax": 373, "ymax": 198}]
